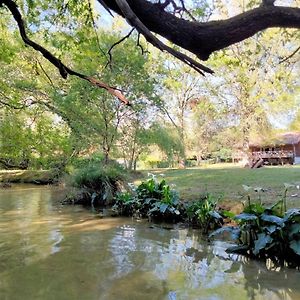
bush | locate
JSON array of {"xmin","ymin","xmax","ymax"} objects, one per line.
[{"xmin": 71, "ymin": 161, "xmax": 126, "ymax": 206}]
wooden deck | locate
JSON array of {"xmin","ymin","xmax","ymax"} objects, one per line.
[{"xmin": 251, "ymin": 150, "xmax": 294, "ymax": 165}]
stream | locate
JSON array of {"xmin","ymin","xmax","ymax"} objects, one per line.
[{"xmin": 1, "ymin": 185, "xmax": 300, "ymax": 300}]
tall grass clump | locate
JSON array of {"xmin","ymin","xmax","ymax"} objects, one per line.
[{"xmin": 69, "ymin": 160, "xmax": 126, "ymax": 206}]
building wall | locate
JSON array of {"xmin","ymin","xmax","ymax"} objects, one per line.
[{"xmin": 295, "ymin": 143, "xmax": 300, "ymax": 156}]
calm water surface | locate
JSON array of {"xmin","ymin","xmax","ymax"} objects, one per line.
[{"xmin": 1, "ymin": 185, "xmax": 300, "ymax": 300}]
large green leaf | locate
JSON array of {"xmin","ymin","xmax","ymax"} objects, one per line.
[
  {"xmin": 226, "ymin": 245, "xmax": 249, "ymax": 254},
  {"xmin": 284, "ymin": 209, "xmax": 300, "ymax": 222},
  {"xmin": 159, "ymin": 203, "xmax": 169, "ymax": 213},
  {"xmin": 253, "ymin": 233, "xmax": 273, "ymax": 255},
  {"xmin": 288, "ymin": 224, "xmax": 300, "ymax": 238},
  {"xmin": 289, "ymin": 240, "xmax": 300, "ymax": 256},
  {"xmin": 264, "ymin": 225, "xmax": 277, "ymax": 234},
  {"xmin": 235, "ymin": 213, "xmax": 257, "ymax": 221},
  {"xmin": 260, "ymin": 214, "xmax": 284, "ymax": 226}
]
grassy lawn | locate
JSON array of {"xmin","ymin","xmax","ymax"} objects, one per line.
[{"xmin": 141, "ymin": 163, "xmax": 300, "ymax": 207}]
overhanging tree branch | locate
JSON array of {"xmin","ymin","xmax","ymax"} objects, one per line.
[
  {"xmin": 0, "ymin": 0, "xmax": 130, "ymax": 105},
  {"xmin": 106, "ymin": 28, "xmax": 135, "ymax": 68},
  {"xmin": 100, "ymin": 0, "xmax": 300, "ymax": 61},
  {"xmin": 279, "ymin": 45, "xmax": 300, "ymax": 64},
  {"xmin": 114, "ymin": 0, "xmax": 214, "ymax": 75}
]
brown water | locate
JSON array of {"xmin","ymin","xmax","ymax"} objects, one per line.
[{"xmin": 1, "ymin": 185, "xmax": 300, "ymax": 300}]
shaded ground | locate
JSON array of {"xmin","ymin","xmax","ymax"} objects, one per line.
[
  {"xmin": 0, "ymin": 169, "xmax": 59, "ymax": 184},
  {"xmin": 139, "ymin": 164, "xmax": 300, "ymax": 207}
]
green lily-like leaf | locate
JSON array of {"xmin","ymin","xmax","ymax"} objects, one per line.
[
  {"xmin": 235, "ymin": 213, "xmax": 257, "ymax": 221},
  {"xmin": 253, "ymin": 233, "xmax": 273, "ymax": 255},
  {"xmin": 269, "ymin": 200, "xmax": 284, "ymax": 217},
  {"xmin": 222, "ymin": 210, "xmax": 235, "ymax": 218},
  {"xmin": 289, "ymin": 240, "xmax": 300, "ymax": 256},
  {"xmin": 260, "ymin": 214, "xmax": 284, "ymax": 226},
  {"xmin": 289, "ymin": 224, "xmax": 300, "ymax": 238},
  {"xmin": 244, "ymin": 203, "xmax": 265, "ymax": 214}
]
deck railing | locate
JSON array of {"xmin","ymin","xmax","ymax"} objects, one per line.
[{"xmin": 251, "ymin": 150, "xmax": 294, "ymax": 159}]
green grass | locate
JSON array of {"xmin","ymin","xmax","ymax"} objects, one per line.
[{"xmin": 138, "ymin": 163, "xmax": 300, "ymax": 207}]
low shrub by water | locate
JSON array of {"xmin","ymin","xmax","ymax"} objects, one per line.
[{"xmin": 68, "ymin": 161, "xmax": 126, "ymax": 206}]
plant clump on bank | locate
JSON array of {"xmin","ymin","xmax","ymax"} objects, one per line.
[
  {"xmin": 112, "ymin": 174, "xmax": 223, "ymax": 228},
  {"xmin": 210, "ymin": 184, "xmax": 300, "ymax": 266},
  {"xmin": 64, "ymin": 160, "xmax": 127, "ymax": 206}
]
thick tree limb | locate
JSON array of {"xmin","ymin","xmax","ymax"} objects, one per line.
[
  {"xmin": 114, "ymin": 0, "xmax": 213, "ymax": 75},
  {"xmin": 99, "ymin": 0, "xmax": 300, "ymax": 60},
  {"xmin": 0, "ymin": 0, "xmax": 130, "ymax": 105}
]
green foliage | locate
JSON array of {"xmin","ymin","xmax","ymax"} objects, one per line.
[
  {"xmin": 186, "ymin": 194, "xmax": 223, "ymax": 233},
  {"xmin": 211, "ymin": 184, "xmax": 300, "ymax": 264},
  {"xmin": 72, "ymin": 161, "xmax": 126, "ymax": 206},
  {"xmin": 113, "ymin": 175, "xmax": 181, "ymax": 220}
]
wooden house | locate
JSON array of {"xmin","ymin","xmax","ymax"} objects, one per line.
[{"xmin": 249, "ymin": 132, "xmax": 300, "ymax": 166}]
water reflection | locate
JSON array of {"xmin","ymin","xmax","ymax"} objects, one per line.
[{"xmin": 0, "ymin": 185, "xmax": 300, "ymax": 299}]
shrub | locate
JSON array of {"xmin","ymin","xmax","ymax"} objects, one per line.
[{"xmin": 71, "ymin": 161, "xmax": 126, "ymax": 206}]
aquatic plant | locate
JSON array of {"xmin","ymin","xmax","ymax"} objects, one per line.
[
  {"xmin": 210, "ymin": 184, "xmax": 300, "ymax": 263},
  {"xmin": 112, "ymin": 176, "xmax": 181, "ymax": 220},
  {"xmin": 185, "ymin": 194, "xmax": 223, "ymax": 233}
]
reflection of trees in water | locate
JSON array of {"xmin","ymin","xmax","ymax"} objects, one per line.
[
  {"xmin": 239, "ymin": 257, "xmax": 300, "ymax": 300},
  {"xmin": 2, "ymin": 192, "xmax": 300, "ymax": 300},
  {"xmin": 155, "ymin": 230, "xmax": 300, "ymax": 300},
  {"xmin": 0, "ymin": 188, "xmax": 61, "ymax": 268},
  {"xmin": 108, "ymin": 226, "xmax": 300, "ymax": 299}
]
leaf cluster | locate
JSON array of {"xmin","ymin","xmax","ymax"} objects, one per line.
[
  {"xmin": 112, "ymin": 176, "xmax": 181, "ymax": 221},
  {"xmin": 211, "ymin": 185, "xmax": 300, "ymax": 264}
]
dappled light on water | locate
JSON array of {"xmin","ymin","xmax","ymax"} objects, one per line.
[{"xmin": 1, "ymin": 185, "xmax": 300, "ymax": 299}]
